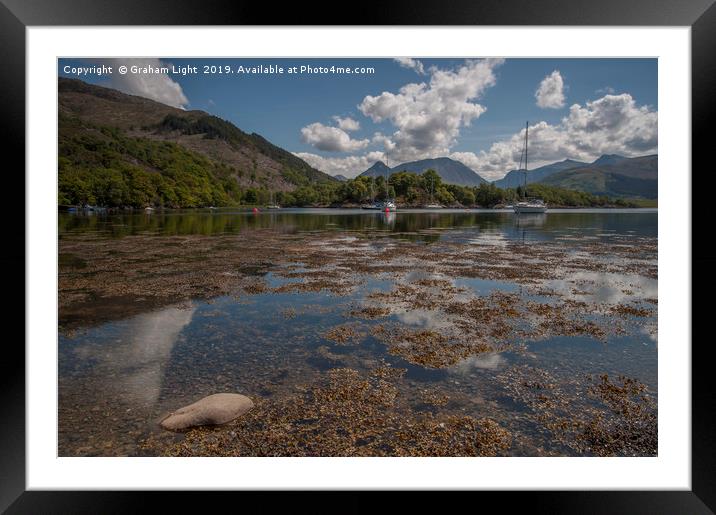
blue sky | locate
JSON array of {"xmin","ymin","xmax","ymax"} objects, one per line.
[{"xmin": 59, "ymin": 58, "xmax": 657, "ymax": 180}]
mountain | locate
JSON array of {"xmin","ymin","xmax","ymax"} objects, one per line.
[
  {"xmin": 58, "ymin": 78, "xmax": 336, "ymax": 207},
  {"xmin": 591, "ymin": 154, "xmax": 627, "ymax": 167},
  {"xmin": 360, "ymin": 161, "xmax": 392, "ymax": 178},
  {"xmin": 359, "ymin": 157, "xmax": 487, "ymax": 186},
  {"xmin": 587, "ymin": 154, "xmax": 657, "ymax": 180},
  {"xmin": 539, "ymin": 155, "xmax": 657, "ymax": 199},
  {"xmin": 493, "ymin": 159, "xmax": 588, "ymax": 189},
  {"xmin": 393, "ymin": 158, "xmax": 488, "ymax": 186},
  {"xmin": 333, "ymin": 174, "xmax": 350, "ymax": 182}
]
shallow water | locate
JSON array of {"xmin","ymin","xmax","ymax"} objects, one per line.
[{"xmin": 58, "ymin": 209, "xmax": 657, "ymax": 456}]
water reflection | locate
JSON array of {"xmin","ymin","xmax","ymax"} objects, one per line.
[
  {"xmin": 451, "ymin": 353, "xmax": 506, "ymax": 374},
  {"xmin": 71, "ymin": 303, "xmax": 196, "ymax": 406},
  {"xmin": 381, "ymin": 211, "xmax": 396, "ymax": 227},
  {"xmin": 514, "ymin": 213, "xmax": 547, "ymax": 228},
  {"xmin": 545, "ymin": 271, "xmax": 657, "ymax": 304},
  {"xmin": 59, "ymin": 208, "xmax": 658, "ymax": 240},
  {"xmin": 468, "ymin": 232, "xmax": 509, "ymax": 248},
  {"xmin": 640, "ymin": 324, "xmax": 658, "ymax": 345},
  {"xmin": 58, "ymin": 209, "xmax": 658, "ymax": 456}
]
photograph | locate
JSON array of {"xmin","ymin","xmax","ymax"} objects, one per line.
[{"xmin": 56, "ymin": 56, "xmax": 659, "ymax": 458}]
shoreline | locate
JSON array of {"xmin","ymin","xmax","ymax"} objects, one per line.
[{"xmin": 59, "ymin": 204, "xmax": 658, "ymax": 213}]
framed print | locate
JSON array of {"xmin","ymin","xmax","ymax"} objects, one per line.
[{"xmin": 4, "ymin": 0, "xmax": 714, "ymax": 511}]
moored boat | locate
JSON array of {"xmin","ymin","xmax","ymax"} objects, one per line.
[
  {"xmin": 421, "ymin": 174, "xmax": 443, "ymax": 208},
  {"xmin": 362, "ymin": 157, "xmax": 396, "ymax": 211},
  {"xmin": 266, "ymin": 192, "xmax": 281, "ymax": 209},
  {"xmin": 514, "ymin": 199, "xmax": 547, "ymax": 213},
  {"xmin": 513, "ymin": 121, "xmax": 547, "ymax": 215}
]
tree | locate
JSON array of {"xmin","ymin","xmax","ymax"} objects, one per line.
[
  {"xmin": 244, "ymin": 188, "xmax": 259, "ymax": 204},
  {"xmin": 460, "ymin": 189, "xmax": 476, "ymax": 206}
]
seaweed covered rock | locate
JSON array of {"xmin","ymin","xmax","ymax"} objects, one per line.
[{"xmin": 160, "ymin": 393, "xmax": 254, "ymax": 431}]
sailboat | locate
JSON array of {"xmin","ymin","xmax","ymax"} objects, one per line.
[
  {"xmin": 513, "ymin": 121, "xmax": 548, "ymax": 214},
  {"xmin": 361, "ymin": 179, "xmax": 376, "ymax": 209},
  {"xmin": 381, "ymin": 158, "xmax": 396, "ymax": 211},
  {"xmin": 422, "ymin": 174, "xmax": 443, "ymax": 209},
  {"xmin": 363, "ymin": 158, "xmax": 396, "ymax": 210},
  {"xmin": 267, "ymin": 191, "xmax": 281, "ymax": 209}
]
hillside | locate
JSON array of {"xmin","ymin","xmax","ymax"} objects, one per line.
[
  {"xmin": 360, "ymin": 157, "xmax": 487, "ymax": 186},
  {"xmin": 493, "ymin": 159, "xmax": 588, "ymax": 189},
  {"xmin": 361, "ymin": 161, "xmax": 391, "ymax": 179},
  {"xmin": 588, "ymin": 154, "xmax": 657, "ymax": 180},
  {"xmin": 58, "ymin": 78, "xmax": 336, "ymax": 207},
  {"xmin": 592, "ymin": 154, "xmax": 627, "ymax": 167},
  {"xmin": 490, "ymin": 154, "xmax": 658, "ymax": 199},
  {"xmin": 539, "ymin": 155, "xmax": 657, "ymax": 199}
]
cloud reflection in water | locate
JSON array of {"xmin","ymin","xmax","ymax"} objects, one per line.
[{"xmin": 73, "ymin": 303, "xmax": 196, "ymax": 407}]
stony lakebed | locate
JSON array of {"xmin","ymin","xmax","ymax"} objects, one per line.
[{"xmin": 58, "ymin": 209, "xmax": 657, "ymax": 457}]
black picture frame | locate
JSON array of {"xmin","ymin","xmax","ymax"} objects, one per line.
[{"xmin": 3, "ymin": 0, "xmax": 713, "ymax": 512}]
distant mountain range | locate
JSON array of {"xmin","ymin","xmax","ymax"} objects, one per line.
[
  {"xmin": 357, "ymin": 153, "xmax": 657, "ymax": 199},
  {"xmin": 539, "ymin": 154, "xmax": 657, "ymax": 198},
  {"xmin": 493, "ymin": 159, "xmax": 589, "ymax": 189},
  {"xmin": 359, "ymin": 157, "xmax": 488, "ymax": 186}
]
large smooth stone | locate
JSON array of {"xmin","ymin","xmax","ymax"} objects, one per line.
[{"xmin": 160, "ymin": 393, "xmax": 254, "ymax": 431}]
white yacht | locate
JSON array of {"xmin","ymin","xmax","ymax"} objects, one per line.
[
  {"xmin": 266, "ymin": 191, "xmax": 281, "ymax": 209},
  {"xmin": 513, "ymin": 121, "xmax": 548, "ymax": 214},
  {"xmin": 422, "ymin": 174, "xmax": 443, "ymax": 209},
  {"xmin": 514, "ymin": 198, "xmax": 547, "ymax": 213},
  {"xmin": 383, "ymin": 157, "xmax": 396, "ymax": 211},
  {"xmin": 363, "ymin": 158, "xmax": 396, "ymax": 211},
  {"xmin": 363, "ymin": 200, "xmax": 396, "ymax": 210}
]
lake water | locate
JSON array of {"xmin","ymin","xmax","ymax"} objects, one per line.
[{"xmin": 58, "ymin": 208, "xmax": 657, "ymax": 457}]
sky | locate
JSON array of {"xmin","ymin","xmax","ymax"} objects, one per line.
[{"xmin": 58, "ymin": 57, "xmax": 657, "ymax": 180}]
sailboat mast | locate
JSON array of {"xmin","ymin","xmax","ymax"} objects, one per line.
[
  {"xmin": 525, "ymin": 121, "xmax": 529, "ymax": 172},
  {"xmin": 523, "ymin": 121, "xmax": 529, "ymax": 198},
  {"xmin": 385, "ymin": 156, "xmax": 389, "ymax": 199}
]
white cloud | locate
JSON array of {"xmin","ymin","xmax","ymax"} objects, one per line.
[
  {"xmin": 300, "ymin": 122, "xmax": 370, "ymax": 152},
  {"xmin": 394, "ymin": 57, "xmax": 426, "ymax": 75},
  {"xmin": 359, "ymin": 59, "xmax": 503, "ymax": 162},
  {"xmin": 596, "ymin": 86, "xmax": 616, "ymax": 95},
  {"xmin": 535, "ymin": 70, "xmax": 565, "ymax": 109},
  {"xmin": 448, "ymin": 151, "xmax": 510, "ymax": 181},
  {"xmin": 371, "ymin": 132, "xmax": 396, "ymax": 151},
  {"xmin": 449, "ymin": 93, "xmax": 658, "ymax": 181},
  {"xmin": 300, "ymin": 92, "xmax": 657, "ymax": 182},
  {"xmin": 294, "ymin": 151, "xmax": 385, "ymax": 178},
  {"xmin": 294, "ymin": 61, "xmax": 655, "ymax": 184},
  {"xmin": 107, "ymin": 58, "xmax": 189, "ymax": 109},
  {"xmin": 332, "ymin": 116, "xmax": 360, "ymax": 131}
]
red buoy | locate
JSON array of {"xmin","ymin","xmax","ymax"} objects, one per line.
[
  {"xmin": 252, "ymin": 207, "xmax": 259, "ymax": 213},
  {"xmin": 384, "ymin": 207, "xmax": 390, "ymax": 212}
]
